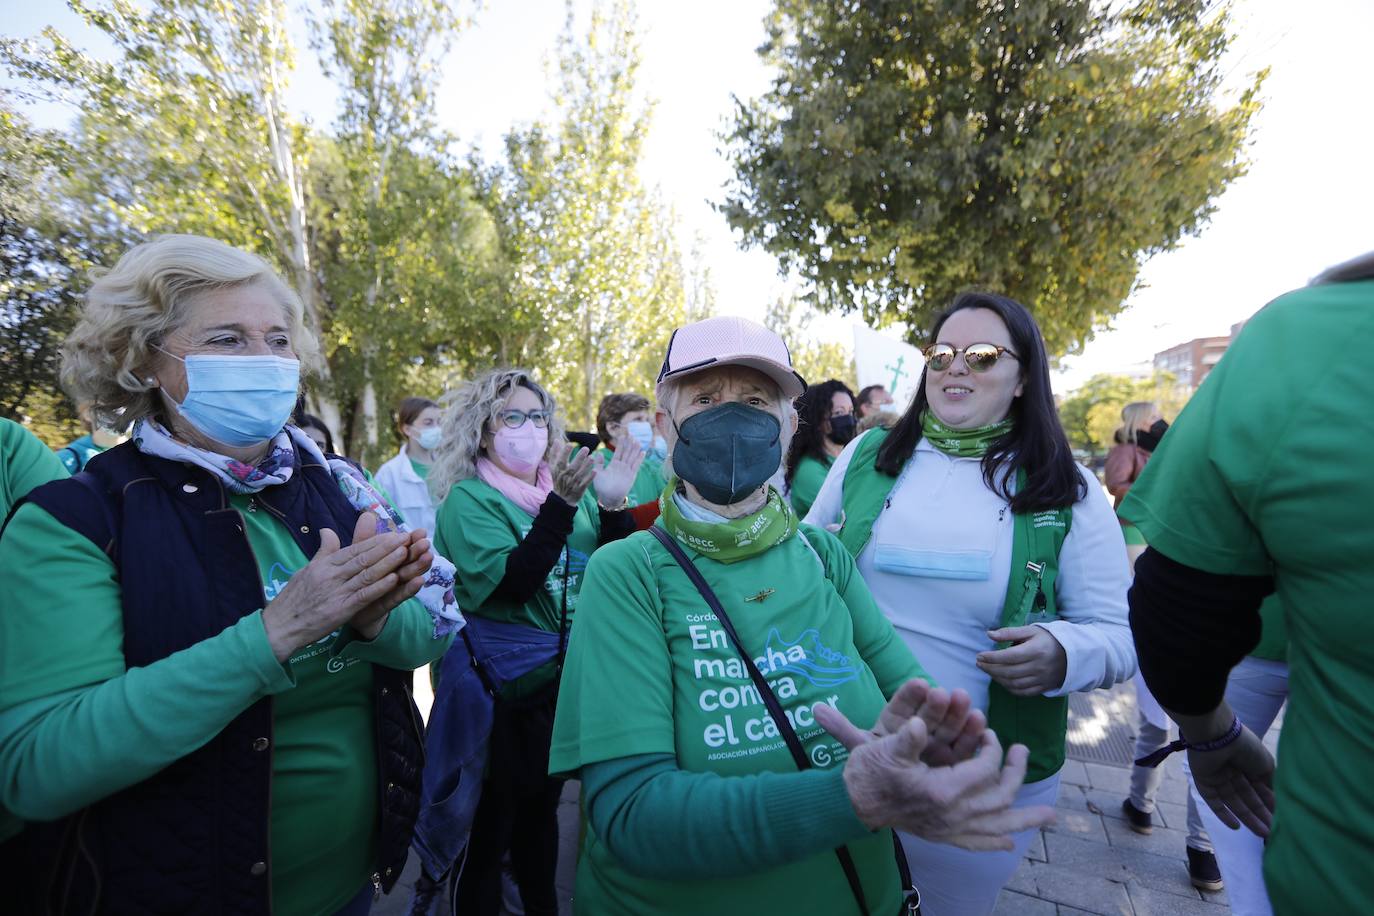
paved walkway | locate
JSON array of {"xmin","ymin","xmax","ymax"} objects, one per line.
[{"xmin": 383, "ymin": 679, "xmax": 1280, "ymax": 915}]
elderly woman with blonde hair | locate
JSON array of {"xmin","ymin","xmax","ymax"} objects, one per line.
[
  {"xmin": 418, "ymin": 367, "xmax": 643, "ymax": 915},
  {"xmin": 0, "ymin": 234, "xmax": 459, "ymax": 915}
]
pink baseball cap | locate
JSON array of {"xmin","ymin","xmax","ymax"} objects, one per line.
[{"xmin": 655, "ymin": 315, "xmax": 807, "ymax": 403}]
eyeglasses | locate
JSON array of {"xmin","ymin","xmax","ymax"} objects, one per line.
[
  {"xmin": 922, "ymin": 343, "xmax": 1020, "ymax": 373},
  {"xmin": 496, "ymin": 409, "xmax": 551, "ymax": 429}
]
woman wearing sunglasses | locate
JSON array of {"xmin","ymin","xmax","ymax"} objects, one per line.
[
  {"xmin": 423, "ymin": 368, "xmax": 644, "ymax": 915},
  {"xmin": 805, "ymin": 291, "xmax": 1135, "ymax": 915}
]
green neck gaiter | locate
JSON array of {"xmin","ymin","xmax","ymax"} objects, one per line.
[
  {"xmin": 921, "ymin": 411, "xmax": 1014, "ymax": 458},
  {"xmin": 657, "ymin": 482, "xmax": 797, "ymax": 563}
]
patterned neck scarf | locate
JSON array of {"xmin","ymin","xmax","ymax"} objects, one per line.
[
  {"xmin": 920, "ymin": 412, "xmax": 1014, "ymax": 458},
  {"xmin": 657, "ymin": 481, "xmax": 796, "ymax": 564},
  {"xmin": 132, "ymin": 418, "xmax": 463, "ymax": 637}
]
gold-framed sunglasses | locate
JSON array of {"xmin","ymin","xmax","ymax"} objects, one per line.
[{"xmin": 922, "ymin": 343, "xmax": 1020, "ymax": 373}]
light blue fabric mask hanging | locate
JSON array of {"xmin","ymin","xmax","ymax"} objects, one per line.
[
  {"xmin": 165, "ymin": 353, "xmax": 301, "ymax": 447},
  {"xmin": 872, "ymin": 545, "xmax": 993, "ymax": 581}
]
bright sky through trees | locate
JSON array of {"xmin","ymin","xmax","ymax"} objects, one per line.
[{"xmin": 6, "ymin": 0, "xmax": 1369, "ymax": 394}]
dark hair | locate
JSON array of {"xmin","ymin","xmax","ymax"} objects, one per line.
[
  {"xmin": 566, "ymin": 430, "xmax": 601, "ymax": 452},
  {"xmin": 855, "ymin": 384, "xmax": 887, "ymax": 413},
  {"xmin": 396, "ymin": 396, "xmax": 439, "ymax": 435},
  {"xmin": 785, "ymin": 378, "xmax": 855, "ymax": 487},
  {"xmin": 595, "ymin": 392, "xmax": 651, "ymax": 446},
  {"xmin": 875, "ymin": 292, "xmax": 1087, "ymax": 513},
  {"xmin": 296, "ymin": 413, "xmax": 336, "ymax": 454}
]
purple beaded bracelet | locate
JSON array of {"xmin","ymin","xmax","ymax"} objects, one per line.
[{"xmin": 1134, "ymin": 715, "xmax": 1243, "ymax": 769}]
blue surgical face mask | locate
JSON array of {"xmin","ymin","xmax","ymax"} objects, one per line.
[
  {"xmin": 671, "ymin": 402, "xmax": 781, "ymax": 505},
  {"xmin": 416, "ymin": 427, "xmax": 443, "ymax": 451},
  {"xmin": 649, "ymin": 434, "xmax": 669, "ymax": 462},
  {"xmin": 626, "ymin": 420, "xmax": 654, "ymax": 451},
  {"xmin": 163, "ymin": 352, "xmax": 301, "ymax": 447}
]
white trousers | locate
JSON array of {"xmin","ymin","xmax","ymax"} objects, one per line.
[
  {"xmin": 899, "ymin": 773, "xmax": 1060, "ymax": 916},
  {"xmin": 1186, "ymin": 656, "xmax": 1288, "ymax": 916}
]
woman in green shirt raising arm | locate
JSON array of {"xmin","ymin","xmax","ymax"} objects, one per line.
[
  {"xmin": 423, "ymin": 368, "xmax": 645, "ymax": 916},
  {"xmin": 549, "ymin": 316, "xmax": 1055, "ymax": 916}
]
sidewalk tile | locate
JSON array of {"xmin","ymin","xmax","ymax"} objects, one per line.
[
  {"xmin": 1127, "ymin": 880, "xmax": 1230, "ymax": 915},
  {"xmin": 1103, "ymin": 815, "xmax": 1193, "ymax": 859},
  {"xmin": 1026, "ymin": 829, "xmax": 1048, "ymax": 862},
  {"xmin": 1042, "ymin": 832, "xmax": 1128, "ymax": 881},
  {"xmin": 1047, "ymin": 808, "xmax": 1110, "ymax": 845},
  {"xmin": 992, "ymin": 889, "xmax": 1057, "ymax": 915},
  {"xmin": 1152, "ymin": 778, "xmax": 1190, "ymax": 806},
  {"xmin": 1154, "ymin": 800, "xmax": 1190, "ymax": 831},
  {"xmin": 1084, "ymin": 763, "xmax": 1132, "ymax": 794},
  {"xmin": 1010, "ymin": 860, "xmax": 1132, "ymax": 915},
  {"xmin": 1060, "ymin": 759, "xmax": 1091, "ymax": 787},
  {"xmin": 1115, "ymin": 846, "xmax": 1200, "ymax": 900},
  {"xmin": 1006, "ymin": 861, "xmax": 1039, "ymax": 895}
]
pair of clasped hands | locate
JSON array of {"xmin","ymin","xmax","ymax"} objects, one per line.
[
  {"xmin": 816, "ymin": 681, "xmax": 1057, "ymax": 850},
  {"xmin": 261, "ymin": 511, "xmax": 433, "ymax": 663}
]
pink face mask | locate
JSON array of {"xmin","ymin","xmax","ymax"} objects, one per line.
[{"xmin": 492, "ymin": 422, "xmax": 548, "ymax": 475}]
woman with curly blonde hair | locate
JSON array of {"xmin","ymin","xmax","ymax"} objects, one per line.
[
  {"xmin": 420, "ymin": 367, "xmax": 642, "ymax": 916},
  {"xmin": 0, "ymin": 234, "xmax": 458, "ymax": 915}
]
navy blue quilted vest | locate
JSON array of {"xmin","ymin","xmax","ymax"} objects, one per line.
[{"xmin": 8, "ymin": 440, "xmax": 425, "ymax": 915}]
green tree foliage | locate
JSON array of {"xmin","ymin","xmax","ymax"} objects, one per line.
[
  {"xmin": 475, "ymin": 1, "xmax": 688, "ymax": 429},
  {"xmin": 764, "ymin": 296, "xmax": 854, "ymax": 390},
  {"xmin": 0, "ymin": 104, "xmax": 90, "ymax": 443},
  {"xmin": 722, "ymin": 0, "xmax": 1265, "ymax": 355},
  {"xmin": 1, "ymin": 0, "xmax": 481, "ymax": 462},
  {"xmin": 1057, "ymin": 370, "xmax": 1187, "ymax": 460}
]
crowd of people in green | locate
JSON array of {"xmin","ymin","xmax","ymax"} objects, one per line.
[{"xmin": 1, "ymin": 233, "xmax": 1369, "ymax": 916}]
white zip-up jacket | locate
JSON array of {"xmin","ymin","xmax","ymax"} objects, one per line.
[
  {"xmin": 804, "ymin": 431, "xmax": 1136, "ymax": 716},
  {"xmin": 374, "ymin": 445, "xmax": 437, "ymax": 537}
]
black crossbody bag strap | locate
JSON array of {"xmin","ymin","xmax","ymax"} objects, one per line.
[{"xmin": 648, "ymin": 526, "xmax": 881, "ymax": 916}]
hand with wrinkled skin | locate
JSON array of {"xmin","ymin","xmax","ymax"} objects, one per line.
[
  {"xmin": 977, "ymin": 625, "xmax": 1068, "ymax": 696},
  {"xmin": 836, "ymin": 719, "xmax": 1056, "ymax": 851},
  {"xmin": 816, "ymin": 680, "xmax": 986, "ymax": 767},
  {"xmin": 550, "ymin": 440, "xmax": 598, "ymax": 506},
  {"xmin": 348, "ymin": 518, "xmax": 436, "ymax": 640},
  {"xmin": 261, "ymin": 511, "xmax": 409, "ymax": 662},
  {"xmin": 593, "ymin": 432, "xmax": 646, "ymax": 507}
]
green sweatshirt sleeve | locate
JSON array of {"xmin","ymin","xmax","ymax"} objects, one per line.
[
  {"xmin": 802, "ymin": 524, "xmax": 933, "ymax": 697},
  {"xmin": 0, "ymin": 610, "xmax": 294, "ymax": 821},
  {"xmin": 0, "ymin": 502, "xmax": 299, "ymax": 821},
  {"xmin": 582, "ymin": 753, "xmax": 874, "ymax": 880},
  {"xmin": 334, "ymin": 596, "xmax": 455, "ymax": 669}
]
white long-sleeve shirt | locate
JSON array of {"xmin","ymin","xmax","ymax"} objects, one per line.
[{"xmin": 804, "ymin": 431, "xmax": 1135, "ymax": 714}]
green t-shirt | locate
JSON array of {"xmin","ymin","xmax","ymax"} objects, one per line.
[
  {"xmin": 1120, "ymin": 278, "xmax": 1374, "ymax": 914},
  {"xmin": 434, "ymin": 477, "xmax": 602, "ymax": 693},
  {"xmin": 592, "ymin": 447, "xmax": 667, "ymax": 508},
  {"xmin": 549, "ymin": 521, "xmax": 928, "ymax": 916},
  {"xmin": 1251, "ymin": 594, "xmax": 1287, "ymax": 662},
  {"xmin": 787, "ymin": 453, "xmax": 834, "ymax": 519},
  {"xmin": 1, "ymin": 418, "xmax": 68, "ymax": 517},
  {"xmin": 232, "ymin": 493, "xmax": 378, "ymax": 916},
  {"xmin": 408, "ymin": 457, "xmax": 430, "ymax": 480},
  {"xmin": 0, "ymin": 418, "xmax": 68, "ymax": 841}
]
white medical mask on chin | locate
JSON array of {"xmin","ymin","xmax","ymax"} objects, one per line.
[{"xmin": 492, "ymin": 423, "xmax": 548, "ymax": 475}]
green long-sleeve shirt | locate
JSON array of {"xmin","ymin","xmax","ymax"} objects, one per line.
[
  {"xmin": 582, "ymin": 752, "xmax": 872, "ymax": 880},
  {"xmin": 0, "ymin": 492, "xmax": 452, "ymax": 916}
]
